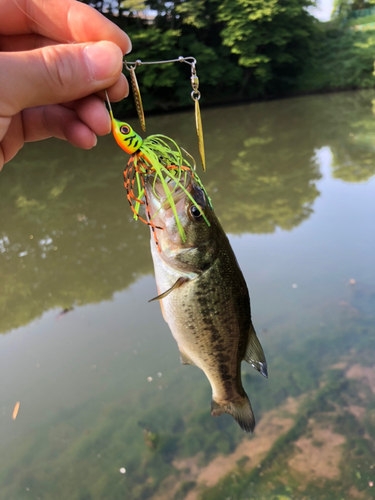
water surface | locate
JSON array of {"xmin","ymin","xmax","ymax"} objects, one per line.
[{"xmin": 1, "ymin": 90, "xmax": 375, "ymax": 500}]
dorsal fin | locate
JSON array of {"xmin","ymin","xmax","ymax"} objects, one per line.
[
  {"xmin": 179, "ymin": 348, "xmax": 196, "ymax": 366},
  {"xmin": 244, "ymin": 322, "xmax": 268, "ymax": 378}
]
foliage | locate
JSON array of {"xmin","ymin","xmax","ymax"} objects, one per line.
[
  {"xmin": 332, "ymin": 0, "xmax": 375, "ymax": 20},
  {"xmin": 296, "ymin": 25, "xmax": 375, "ymax": 92},
  {"xmin": 78, "ymin": 2, "xmax": 375, "ymax": 112},
  {"xmin": 346, "ymin": 12, "xmax": 375, "ymax": 25},
  {"xmin": 217, "ymin": 0, "xmax": 318, "ymax": 94},
  {"xmin": 77, "ymin": 0, "xmax": 321, "ymax": 113}
]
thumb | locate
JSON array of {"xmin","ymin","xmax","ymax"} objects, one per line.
[{"xmin": 0, "ymin": 41, "xmax": 124, "ymax": 116}]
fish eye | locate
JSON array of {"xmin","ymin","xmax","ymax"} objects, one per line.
[
  {"xmin": 120, "ymin": 125, "xmax": 130, "ymax": 135},
  {"xmin": 189, "ymin": 204, "xmax": 203, "ymax": 221}
]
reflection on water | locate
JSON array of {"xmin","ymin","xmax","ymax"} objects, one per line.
[
  {"xmin": 1, "ymin": 90, "xmax": 375, "ymax": 499},
  {"xmin": 2, "ymin": 91, "xmax": 375, "ymax": 335}
]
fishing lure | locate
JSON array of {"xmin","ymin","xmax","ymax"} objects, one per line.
[
  {"xmin": 124, "ymin": 57, "xmax": 206, "ymax": 171},
  {"xmin": 105, "ymin": 93, "xmax": 210, "ymax": 252},
  {"xmin": 125, "ymin": 61, "xmax": 146, "ymax": 132}
]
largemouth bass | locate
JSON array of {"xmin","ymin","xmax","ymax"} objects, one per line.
[{"xmin": 145, "ymin": 172, "xmax": 267, "ymax": 432}]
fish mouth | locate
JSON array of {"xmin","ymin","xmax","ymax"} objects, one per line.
[{"xmin": 144, "ymin": 171, "xmax": 192, "ymax": 219}]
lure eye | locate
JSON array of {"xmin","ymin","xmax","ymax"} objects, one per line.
[
  {"xmin": 189, "ymin": 204, "xmax": 203, "ymax": 221},
  {"xmin": 120, "ymin": 125, "xmax": 130, "ymax": 135}
]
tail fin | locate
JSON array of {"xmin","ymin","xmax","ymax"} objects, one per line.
[{"xmin": 211, "ymin": 394, "xmax": 255, "ymax": 433}]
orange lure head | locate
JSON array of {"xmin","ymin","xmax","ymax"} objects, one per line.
[
  {"xmin": 111, "ymin": 118, "xmax": 143, "ymax": 154},
  {"xmin": 105, "ymin": 90, "xmax": 143, "ymax": 154}
]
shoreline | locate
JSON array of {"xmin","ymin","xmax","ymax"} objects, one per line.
[{"xmin": 117, "ymin": 85, "xmax": 375, "ymax": 120}]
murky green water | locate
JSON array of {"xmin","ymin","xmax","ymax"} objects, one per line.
[{"xmin": 1, "ymin": 90, "xmax": 375, "ymax": 500}]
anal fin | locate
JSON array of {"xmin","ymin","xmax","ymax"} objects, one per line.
[
  {"xmin": 244, "ymin": 322, "xmax": 268, "ymax": 378},
  {"xmin": 179, "ymin": 348, "xmax": 196, "ymax": 366},
  {"xmin": 148, "ymin": 277, "xmax": 188, "ymax": 302}
]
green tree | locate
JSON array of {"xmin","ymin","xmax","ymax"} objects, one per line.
[
  {"xmin": 77, "ymin": 0, "xmax": 319, "ymax": 111},
  {"xmin": 332, "ymin": 0, "xmax": 375, "ymax": 18},
  {"xmin": 296, "ymin": 26, "xmax": 375, "ymax": 93},
  {"xmin": 217, "ymin": 0, "xmax": 318, "ymax": 95}
]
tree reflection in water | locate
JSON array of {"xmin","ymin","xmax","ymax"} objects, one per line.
[{"xmin": 1, "ymin": 90, "xmax": 375, "ymax": 334}]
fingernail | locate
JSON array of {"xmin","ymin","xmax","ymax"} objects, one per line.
[
  {"xmin": 125, "ymin": 33, "xmax": 132, "ymax": 55},
  {"xmin": 105, "ymin": 107, "xmax": 111, "ymax": 134},
  {"xmin": 84, "ymin": 41, "xmax": 122, "ymax": 81}
]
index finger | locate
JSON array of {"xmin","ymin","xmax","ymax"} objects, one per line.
[{"xmin": 0, "ymin": 0, "xmax": 131, "ymax": 54}]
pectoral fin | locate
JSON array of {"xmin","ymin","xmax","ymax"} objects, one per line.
[
  {"xmin": 148, "ymin": 277, "xmax": 188, "ymax": 302},
  {"xmin": 244, "ymin": 322, "xmax": 268, "ymax": 378},
  {"xmin": 179, "ymin": 348, "xmax": 196, "ymax": 366}
]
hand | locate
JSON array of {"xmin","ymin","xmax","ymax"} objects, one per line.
[{"xmin": 0, "ymin": 0, "xmax": 132, "ymax": 170}]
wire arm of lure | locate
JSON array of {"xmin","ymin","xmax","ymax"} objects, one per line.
[
  {"xmin": 104, "ymin": 90, "xmax": 114, "ymax": 121},
  {"xmin": 122, "ymin": 59, "xmax": 198, "ymax": 133},
  {"xmin": 123, "ymin": 57, "xmax": 206, "ymax": 171},
  {"xmin": 124, "ymin": 56, "xmax": 197, "ymax": 70}
]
